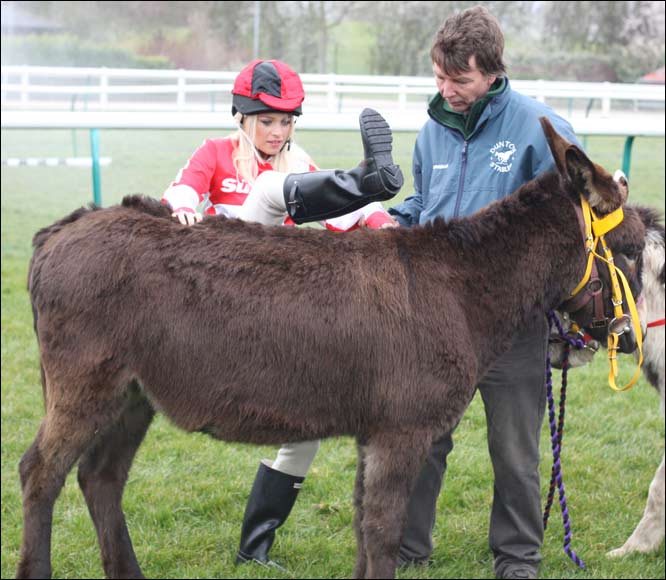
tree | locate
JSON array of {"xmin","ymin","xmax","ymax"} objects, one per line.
[
  {"xmin": 255, "ymin": 1, "xmax": 357, "ymax": 73},
  {"xmin": 363, "ymin": 1, "xmax": 535, "ymax": 76},
  {"xmin": 8, "ymin": 0, "xmax": 665, "ymax": 79},
  {"xmin": 542, "ymin": 0, "xmax": 665, "ymax": 80},
  {"xmin": 543, "ymin": 0, "xmax": 664, "ymax": 52}
]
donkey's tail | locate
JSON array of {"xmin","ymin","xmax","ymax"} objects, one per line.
[
  {"xmin": 28, "ymin": 204, "xmax": 101, "ymax": 407},
  {"xmin": 32, "ymin": 204, "xmax": 99, "ymax": 253},
  {"xmin": 28, "ymin": 207, "xmax": 84, "ymax": 406},
  {"xmin": 28, "ymin": 204, "xmax": 98, "ymax": 293}
]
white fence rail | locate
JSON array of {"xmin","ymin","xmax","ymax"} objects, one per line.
[
  {"xmin": 3, "ymin": 108, "xmax": 663, "ymax": 207},
  {"xmin": 3, "ymin": 66, "xmax": 664, "ymax": 205},
  {"xmin": 2, "ymin": 65, "xmax": 665, "ymax": 116},
  {"xmin": 3, "ymin": 110, "xmax": 665, "ymax": 138}
]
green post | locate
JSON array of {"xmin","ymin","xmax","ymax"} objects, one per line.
[
  {"xmin": 622, "ymin": 136, "xmax": 635, "ymax": 180},
  {"xmin": 90, "ymin": 128, "xmax": 102, "ymax": 206}
]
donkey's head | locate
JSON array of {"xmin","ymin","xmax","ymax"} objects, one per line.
[
  {"xmin": 541, "ymin": 117, "xmax": 629, "ymax": 213},
  {"xmin": 541, "ymin": 117, "xmax": 645, "ymax": 354}
]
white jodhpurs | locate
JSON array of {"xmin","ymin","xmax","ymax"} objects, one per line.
[
  {"xmin": 265, "ymin": 440, "xmax": 321, "ymax": 478},
  {"xmin": 237, "ymin": 170, "xmax": 288, "ymax": 226},
  {"xmin": 237, "ymin": 171, "xmax": 321, "ymax": 479}
]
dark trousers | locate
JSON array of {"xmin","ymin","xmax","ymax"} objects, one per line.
[{"xmin": 399, "ymin": 317, "xmax": 548, "ymax": 571}]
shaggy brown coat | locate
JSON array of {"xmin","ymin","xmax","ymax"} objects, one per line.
[{"xmin": 16, "ymin": 119, "xmax": 645, "ymax": 579}]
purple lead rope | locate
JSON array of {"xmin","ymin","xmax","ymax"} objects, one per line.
[{"xmin": 544, "ymin": 310, "xmax": 586, "ymax": 569}]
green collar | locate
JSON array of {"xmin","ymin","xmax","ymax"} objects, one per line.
[{"xmin": 428, "ymin": 77, "xmax": 506, "ymax": 139}]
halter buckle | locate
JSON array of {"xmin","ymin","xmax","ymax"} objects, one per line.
[{"xmin": 609, "ymin": 315, "xmax": 632, "ymax": 336}]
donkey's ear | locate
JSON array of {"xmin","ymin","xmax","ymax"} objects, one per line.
[
  {"xmin": 540, "ymin": 116, "xmax": 570, "ymax": 177},
  {"xmin": 564, "ymin": 147, "xmax": 628, "ymax": 213},
  {"xmin": 613, "ymin": 169, "xmax": 629, "ymax": 202},
  {"xmin": 540, "ymin": 116, "xmax": 628, "ymax": 214}
]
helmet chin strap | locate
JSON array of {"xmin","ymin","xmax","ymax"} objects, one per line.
[{"xmin": 281, "ymin": 117, "xmax": 296, "ymax": 152}]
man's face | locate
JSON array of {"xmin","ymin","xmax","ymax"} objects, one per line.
[{"xmin": 432, "ymin": 56, "xmax": 497, "ymax": 114}]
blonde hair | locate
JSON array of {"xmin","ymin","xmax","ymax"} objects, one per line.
[{"xmin": 231, "ymin": 113, "xmax": 303, "ymax": 184}]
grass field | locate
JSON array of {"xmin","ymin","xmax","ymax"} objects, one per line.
[{"xmin": 1, "ymin": 127, "xmax": 665, "ymax": 579}]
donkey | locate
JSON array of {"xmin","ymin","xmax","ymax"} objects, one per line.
[
  {"xmin": 550, "ymin": 206, "xmax": 665, "ymax": 558},
  {"xmin": 16, "ymin": 118, "xmax": 645, "ymax": 579},
  {"xmin": 609, "ymin": 207, "xmax": 665, "ymax": 557}
]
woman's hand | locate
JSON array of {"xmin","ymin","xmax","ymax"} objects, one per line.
[{"xmin": 172, "ymin": 208, "xmax": 203, "ymax": 226}]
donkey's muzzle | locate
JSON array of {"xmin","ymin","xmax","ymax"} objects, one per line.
[
  {"xmin": 609, "ymin": 315, "xmax": 639, "ymax": 354},
  {"xmin": 586, "ymin": 315, "xmax": 638, "ymax": 354},
  {"xmin": 618, "ymin": 328, "xmax": 638, "ymax": 354}
]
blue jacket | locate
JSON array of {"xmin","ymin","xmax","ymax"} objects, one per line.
[{"xmin": 389, "ymin": 79, "xmax": 580, "ymax": 225}]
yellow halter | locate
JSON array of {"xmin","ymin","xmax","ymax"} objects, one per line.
[{"xmin": 567, "ymin": 196, "xmax": 643, "ymax": 391}]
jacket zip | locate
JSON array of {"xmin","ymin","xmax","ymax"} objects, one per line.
[{"xmin": 453, "ymin": 140, "xmax": 469, "ymax": 218}]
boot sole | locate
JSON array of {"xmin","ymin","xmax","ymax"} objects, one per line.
[
  {"xmin": 359, "ymin": 109, "xmax": 404, "ymax": 193},
  {"xmin": 359, "ymin": 108, "xmax": 395, "ymax": 168}
]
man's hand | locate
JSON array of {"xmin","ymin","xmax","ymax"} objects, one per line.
[{"xmin": 358, "ymin": 213, "xmax": 400, "ymax": 229}]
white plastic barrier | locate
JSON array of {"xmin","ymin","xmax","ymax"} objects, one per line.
[
  {"xmin": 2, "ymin": 109, "xmax": 663, "ymax": 204},
  {"xmin": 2, "ymin": 65, "xmax": 664, "ymax": 115}
]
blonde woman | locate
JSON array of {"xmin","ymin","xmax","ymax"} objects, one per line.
[
  {"xmin": 163, "ymin": 59, "xmax": 402, "ymax": 229},
  {"xmin": 162, "ymin": 59, "xmax": 403, "ymax": 567}
]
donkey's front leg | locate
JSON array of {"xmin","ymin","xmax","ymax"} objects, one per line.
[
  {"xmin": 607, "ymin": 455, "xmax": 665, "ymax": 557},
  {"xmin": 359, "ymin": 430, "xmax": 432, "ymax": 579},
  {"xmin": 353, "ymin": 443, "xmax": 368, "ymax": 578}
]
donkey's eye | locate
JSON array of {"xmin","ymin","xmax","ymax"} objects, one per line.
[
  {"xmin": 623, "ymin": 245, "xmax": 644, "ymax": 262},
  {"xmin": 624, "ymin": 256, "xmax": 638, "ymax": 268}
]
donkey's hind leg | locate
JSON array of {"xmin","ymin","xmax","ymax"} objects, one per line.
[
  {"xmin": 359, "ymin": 430, "xmax": 433, "ymax": 579},
  {"xmin": 77, "ymin": 381, "xmax": 155, "ymax": 579},
  {"xmin": 16, "ymin": 379, "xmax": 130, "ymax": 579}
]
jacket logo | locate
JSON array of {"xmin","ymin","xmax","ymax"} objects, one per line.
[
  {"xmin": 221, "ymin": 177, "xmax": 252, "ymax": 193},
  {"xmin": 490, "ymin": 141, "xmax": 516, "ymax": 174}
]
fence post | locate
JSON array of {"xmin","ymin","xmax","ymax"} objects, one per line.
[
  {"xmin": 601, "ymin": 81, "xmax": 611, "ymax": 117},
  {"xmin": 398, "ymin": 84, "xmax": 407, "ymax": 111},
  {"xmin": 90, "ymin": 129, "xmax": 102, "ymax": 206},
  {"xmin": 327, "ymin": 73, "xmax": 337, "ymax": 113},
  {"xmin": 622, "ymin": 136, "xmax": 635, "ymax": 179},
  {"xmin": 177, "ymin": 71, "xmax": 186, "ymax": 110},
  {"xmin": 99, "ymin": 70, "xmax": 108, "ymax": 109},
  {"xmin": 20, "ymin": 66, "xmax": 29, "ymax": 107}
]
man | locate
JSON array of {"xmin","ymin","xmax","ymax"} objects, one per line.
[{"xmin": 388, "ymin": 6, "xmax": 580, "ymax": 579}]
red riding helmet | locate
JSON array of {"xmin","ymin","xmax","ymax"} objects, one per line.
[{"xmin": 231, "ymin": 60, "xmax": 304, "ymax": 116}]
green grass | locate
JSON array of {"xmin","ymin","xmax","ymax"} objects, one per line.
[{"xmin": 1, "ymin": 128, "xmax": 664, "ymax": 579}]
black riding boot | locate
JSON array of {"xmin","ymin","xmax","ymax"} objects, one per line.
[
  {"xmin": 236, "ymin": 462, "xmax": 304, "ymax": 565},
  {"xmin": 284, "ymin": 108, "xmax": 404, "ymax": 224}
]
